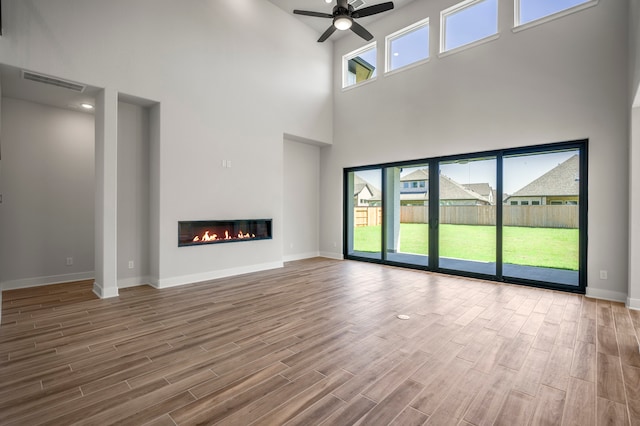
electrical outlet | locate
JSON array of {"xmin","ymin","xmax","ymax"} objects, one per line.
[
  {"xmin": 128, "ymin": 260, "xmax": 134, "ymax": 269},
  {"xmin": 66, "ymin": 257, "xmax": 73, "ymax": 266},
  {"xmin": 600, "ymin": 270, "xmax": 608, "ymax": 280}
]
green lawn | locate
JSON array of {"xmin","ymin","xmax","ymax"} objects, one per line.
[{"xmin": 353, "ymin": 223, "xmax": 578, "ymax": 270}]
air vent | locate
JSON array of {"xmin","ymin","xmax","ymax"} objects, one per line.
[
  {"xmin": 22, "ymin": 71, "xmax": 86, "ymax": 93},
  {"xmin": 349, "ymin": 0, "xmax": 366, "ymax": 10}
]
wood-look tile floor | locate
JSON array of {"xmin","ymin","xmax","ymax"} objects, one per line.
[{"xmin": 1, "ymin": 258, "xmax": 639, "ymax": 425}]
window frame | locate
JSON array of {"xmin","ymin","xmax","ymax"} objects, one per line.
[
  {"xmin": 513, "ymin": 0, "xmax": 598, "ymax": 32},
  {"xmin": 344, "ymin": 139, "xmax": 588, "ymax": 295},
  {"xmin": 440, "ymin": 0, "xmax": 499, "ymax": 56},
  {"xmin": 342, "ymin": 42, "xmax": 378, "ymax": 90},
  {"xmin": 384, "ymin": 17, "xmax": 430, "ymax": 75}
]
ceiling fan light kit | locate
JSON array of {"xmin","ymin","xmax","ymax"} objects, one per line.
[
  {"xmin": 293, "ymin": 0, "xmax": 394, "ymax": 42},
  {"xmin": 334, "ymin": 16, "xmax": 353, "ymax": 30}
]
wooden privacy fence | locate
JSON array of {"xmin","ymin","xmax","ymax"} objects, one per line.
[
  {"xmin": 502, "ymin": 205, "xmax": 578, "ymax": 228},
  {"xmin": 354, "ymin": 207, "xmax": 383, "ymax": 227},
  {"xmin": 355, "ymin": 205, "xmax": 579, "ymax": 229}
]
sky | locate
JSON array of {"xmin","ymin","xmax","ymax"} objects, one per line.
[{"xmin": 354, "ymin": 149, "xmax": 578, "ymax": 196}]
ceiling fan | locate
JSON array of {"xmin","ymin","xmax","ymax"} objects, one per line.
[{"xmin": 293, "ymin": 0, "xmax": 394, "ymax": 43}]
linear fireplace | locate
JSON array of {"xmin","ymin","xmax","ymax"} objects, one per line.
[{"xmin": 178, "ymin": 219, "xmax": 272, "ymax": 247}]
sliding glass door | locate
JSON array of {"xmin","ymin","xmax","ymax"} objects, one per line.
[
  {"xmin": 344, "ymin": 141, "xmax": 586, "ymax": 292},
  {"xmin": 347, "ymin": 169, "xmax": 383, "ymax": 260},
  {"xmin": 502, "ymin": 149, "xmax": 581, "ymax": 286},
  {"xmin": 438, "ymin": 157, "xmax": 497, "ymax": 276},
  {"xmin": 384, "ymin": 164, "xmax": 430, "ymax": 267}
]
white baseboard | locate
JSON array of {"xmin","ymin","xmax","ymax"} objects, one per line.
[
  {"xmin": 92, "ymin": 282, "xmax": 119, "ymax": 299},
  {"xmin": 148, "ymin": 276, "xmax": 160, "ymax": 289},
  {"xmin": 1, "ymin": 271, "xmax": 95, "ymax": 291},
  {"xmin": 319, "ymin": 251, "xmax": 344, "ymax": 260},
  {"xmin": 585, "ymin": 287, "xmax": 627, "ymax": 303},
  {"xmin": 118, "ymin": 276, "xmax": 153, "ymax": 289},
  {"xmin": 155, "ymin": 261, "xmax": 284, "ymax": 289},
  {"xmin": 627, "ymin": 297, "xmax": 640, "ymax": 311},
  {"xmin": 283, "ymin": 252, "xmax": 320, "ymax": 262}
]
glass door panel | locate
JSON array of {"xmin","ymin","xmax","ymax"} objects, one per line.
[
  {"xmin": 503, "ymin": 150, "xmax": 580, "ymax": 286},
  {"xmin": 347, "ymin": 169, "xmax": 383, "ymax": 260},
  {"xmin": 438, "ymin": 157, "xmax": 497, "ymax": 275},
  {"xmin": 384, "ymin": 165, "xmax": 429, "ymax": 266}
]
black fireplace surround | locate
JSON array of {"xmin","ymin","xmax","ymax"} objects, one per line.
[{"xmin": 178, "ymin": 219, "xmax": 272, "ymax": 247}]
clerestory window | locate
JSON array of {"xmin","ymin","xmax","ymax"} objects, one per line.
[
  {"xmin": 385, "ymin": 18, "xmax": 430, "ymax": 74},
  {"xmin": 441, "ymin": 0, "xmax": 498, "ymax": 54}
]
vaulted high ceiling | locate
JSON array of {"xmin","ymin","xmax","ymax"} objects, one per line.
[{"xmin": 267, "ymin": 0, "xmax": 418, "ymax": 40}]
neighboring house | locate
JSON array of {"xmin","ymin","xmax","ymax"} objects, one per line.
[
  {"xmin": 505, "ymin": 155, "xmax": 579, "ymax": 206},
  {"xmin": 354, "ymin": 175, "xmax": 381, "ymax": 206},
  {"xmin": 463, "ymin": 183, "xmax": 496, "ymax": 204},
  {"xmin": 399, "ymin": 169, "xmax": 429, "ymax": 206},
  {"xmin": 399, "ymin": 169, "xmax": 493, "ymax": 206},
  {"xmin": 440, "ymin": 175, "xmax": 493, "ymax": 206},
  {"xmin": 347, "ymin": 56, "xmax": 376, "ymax": 84}
]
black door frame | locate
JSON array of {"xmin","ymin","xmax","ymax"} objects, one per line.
[{"xmin": 343, "ymin": 139, "xmax": 588, "ymax": 294}]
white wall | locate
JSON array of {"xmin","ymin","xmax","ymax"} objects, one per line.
[
  {"xmin": 283, "ymin": 139, "xmax": 320, "ymax": 261},
  {"xmin": 630, "ymin": 107, "xmax": 640, "ymax": 308},
  {"xmin": 0, "ymin": 97, "xmax": 95, "ymax": 289},
  {"xmin": 117, "ymin": 101, "xmax": 150, "ymax": 287},
  {"xmin": 630, "ymin": 1, "xmax": 640, "ymax": 308},
  {"xmin": 321, "ymin": 0, "xmax": 630, "ymax": 300},
  {"xmin": 0, "ymin": 0, "xmax": 333, "ymax": 289},
  {"xmin": 631, "ymin": 0, "xmax": 640, "ymax": 105},
  {"xmin": 0, "ymin": 74, "xmax": 3, "ymax": 320}
]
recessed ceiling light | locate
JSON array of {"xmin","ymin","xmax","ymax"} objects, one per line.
[
  {"xmin": 80, "ymin": 103, "xmax": 94, "ymax": 110},
  {"xmin": 393, "ymin": 52, "xmax": 400, "ymax": 57}
]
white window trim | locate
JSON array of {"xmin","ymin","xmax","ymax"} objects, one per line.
[
  {"xmin": 440, "ymin": 0, "xmax": 499, "ymax": 55},
  {"xmin": 342, "ymin": 42, "xmax": 378, "ymax": 90},
  {"xmin": 513, "ymin": 0, "xmax": 598, "ymax": 32},
  {"xmin": 385, "ymin": 57, "xmax": 430, "ymax": 78},
  {"xmin": 384, "ymin": 17, "xmax": 430, "ymax": 75},
  {"xmin": 438, "ymin": 33, "xmax": 500, "ymax": 59}
]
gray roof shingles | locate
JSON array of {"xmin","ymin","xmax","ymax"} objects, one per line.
[{"xmin": 510, "ymin": 155, "xmax": 579, "ymax": 197}]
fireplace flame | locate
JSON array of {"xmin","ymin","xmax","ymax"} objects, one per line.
[{"xmin": 192, "ymin": 229, "xmax": 257, "ymax": 243}]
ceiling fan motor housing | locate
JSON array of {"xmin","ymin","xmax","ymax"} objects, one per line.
[
  {"xmin": 333, "ymin": 5, "xmax": 354, "ymax": 18},
  {"xmin": 292, "ymin": 1, "xmax": 395, "ymax": 42}
]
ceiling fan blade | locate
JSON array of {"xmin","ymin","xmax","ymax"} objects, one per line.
[
  {"xmin": 350, "ymin": 21, "xmax": 374, "ymax": 41},
  {"xmin": 293, "ymin": 10, "xmax": 333, "ymax": 18},
  {"xmin": 352, "ymin": 2, "xmax": 394, "ymax": 18},
  {"xmin": 318, "ymin": 25, "xmax": 338, "ymax": 42}
]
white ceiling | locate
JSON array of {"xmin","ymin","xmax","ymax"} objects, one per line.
[
  {"xmin": 267, "ymin": 0, "xmax": 417, "ymax": 40},
  {"xmin": 0, "ymin": 64, "xmax": 100, "ymax": 114},
  {"xmin": 0, "ymin": 64, "xmax": 156, "ymax": 113}
]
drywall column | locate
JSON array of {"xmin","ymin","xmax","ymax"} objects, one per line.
[
  {"xmin": 346, "ymin": 173, "xmax": 354, "ymax": 256},
  {"xmin": 94, "ymin": 88, "xmax": 119, "ymax": 298},
  {"xmin": 629, "ymin": 107, "xmax": 640, "ymax": 309},
  {"xmin": 149, "ymin": 104, "xmax": 161, "ymax": 286},
  {"xmin": 384, "ymin": 168, "xmax": 401, "ymax": 253},
  {"xmin": 0, "ymin": 76, "xmax": 3, "ymax": 322}
]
